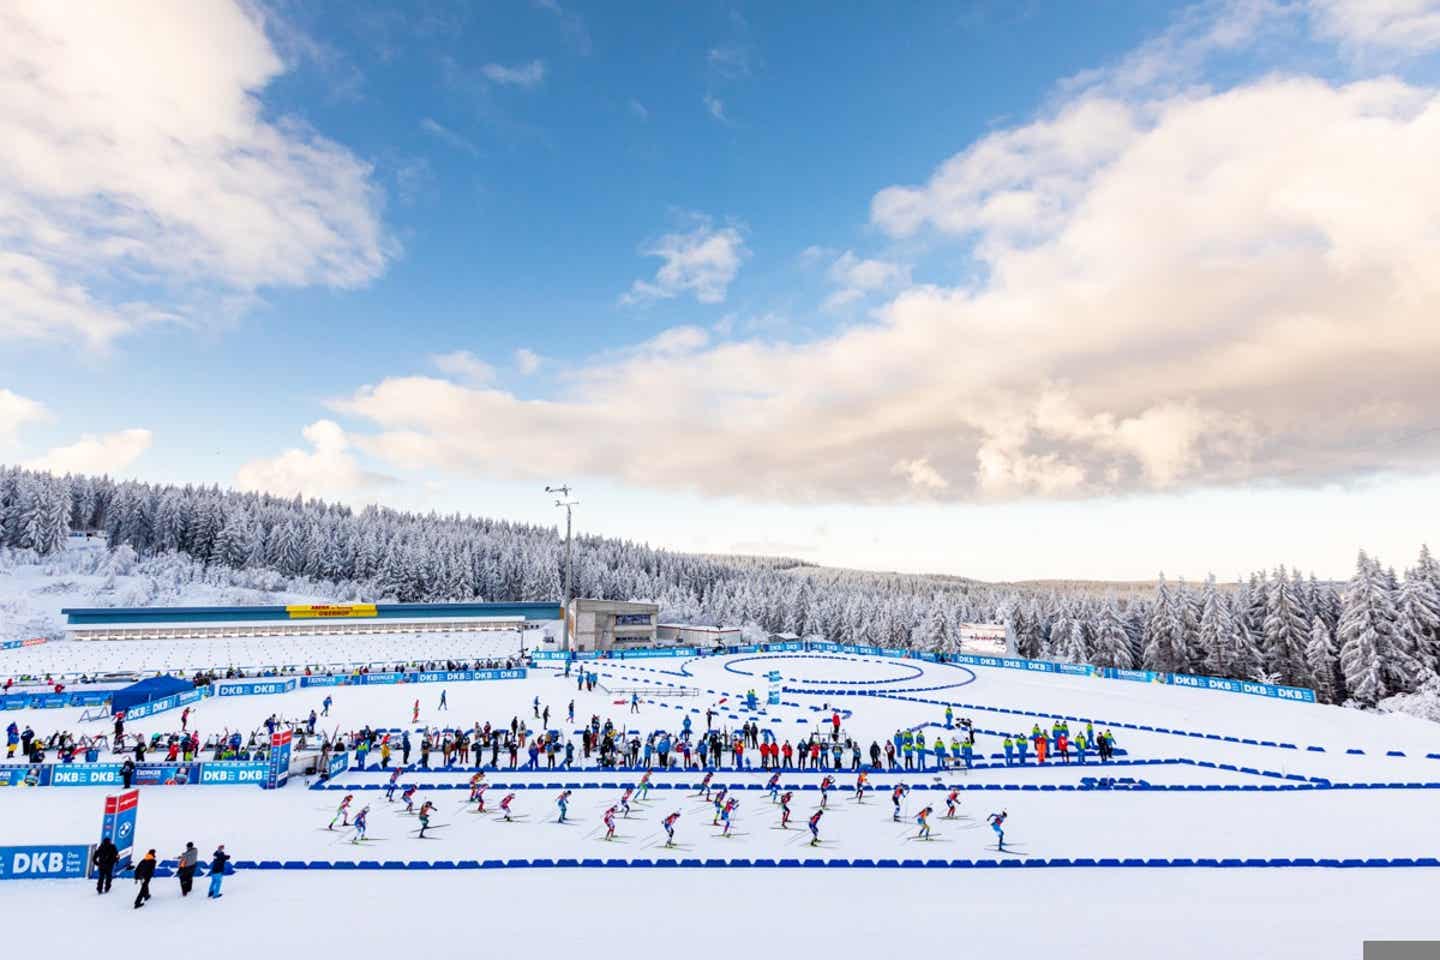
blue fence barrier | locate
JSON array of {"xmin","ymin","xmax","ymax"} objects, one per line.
[
  {"xmin": 122, "ymin": 686, "xmax": 208, "ymax": 721},
  {"xmin": 4, "ymin": 760, "xmax": 275, "ymax": 788},
  {"xmin": 299, "ymin": 668, "xmax": 526, "ymax": 689},
  {"xmin": 215, "ymin": 679, "xmax": 298, "ymax": 697}
]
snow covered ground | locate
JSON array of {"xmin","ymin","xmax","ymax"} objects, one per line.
[{"xmin": 3, "ymin": 640, "xmax": 1438, "ymax": 956}]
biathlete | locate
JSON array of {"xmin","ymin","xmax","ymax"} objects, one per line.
[
  {"xmin": 808, "ymin": 809, "xmax": 824, "ymax": 846},
  {"xmin": 819, "ymin": 775, "xmax": 835, "ymax": 808},
  {"xmin": 915, "ymin": 805, "xmax": 933, "ymax": 840},
  {"xmin": 499, "ymin": 793, "xmax": 517, "ymax": 822},
  {"xmin": 854, "ymin": 771, "xmax": 869, "ymax": 802},
  {"xmin": 891, "ymin": 784, "xmax": 910, "ymax": 822},
  {"xmin": 662, "ymin": 811, "xmax": 681, "ymax": 847},
  {"xmin": 767, "ymin": 771, "xmax": 782, "ymax": 803},
  {"xmin": 945, "ymin": 788, "xmax": 960, "ymax": 819},
  {"xmin": 603, "ymin": 806, "xmax": 618, "ymax": 840},
  {"xmin": 385, "ymin": 767, "xmax": 403, "ymax": 802},
  {"xmin": 620, "ymin": 787, "xmax": 633, "ymax": 818},
  {"xmin": 349, "ymin": 805, "xmax": 370, "ymax": 843},
  {"xmin": 402, "ymin": 784, "xmax": 418, "ymax": 813},
  {"xmin": 412, "ymin": 699, "xmax": 420, "ymax": 723},
  {"xmin": 329, "ymin": 794, "xmax": 354, "ymax": 830},
  {"xmin": 988, "ymin": 810, "xmax": 1008, "ymax": 850},
  {"xmin": 637, "ymin": 771, "xmax": 653, "ymax": 801},
  {"xmin": 472, "ymin": 783, "xmax": 489, "ymax": 812},
  {"xmin": 417, "ymin": 801, "xmax": 436, "ymax": 838},
  {"xmin": 468, "ymin": 771, "xmax": 486, "ymax": 802},
  {"xmin": 721, "ymin": 797, "xmax": 739, "ymax": 836},
  {"xmin": 698, "ymin": 771, "xmax": 715, "ymax": 800},
  {"xmin": 556, "ymin": 789, "xmax": 572, "ymax": 823},
  {"xmin": 779, "ymin": 791, "xmax": 794, "ymax": 829}
]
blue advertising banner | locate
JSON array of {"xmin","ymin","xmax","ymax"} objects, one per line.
[
  {"xmin": 198, "ymin": 763, "xmax": 268, "ymax": 785},
  {"xmin": 48, "ymin": 765, "xmax": 123, "ymax": 787},
  {"xmin": 132, "ymin": 762, "xmax": 200, "ymax": 786},
  {"xmin": 123, "ymin": 686, "xmax": 205, "ymax": 722},
  {"xmin": 408, "ymin": 669, "xmax": 527, "ymax": 684},
  {"xmin": 324, "ymin": 751, "xmax": 349, "ymax": 780},
  {"xmin": 0, "ymin": 845, "xmax": 92, "ymax": 880},
  {"xmin": 215, "ymin": 679, "xmax": 298, "ymax": 697},
  {"xmin": 360, "ymin": 672, "xmax": 403, "ymax": 685},
  {"xmin": 0, "ymin": 765, "xmax": 48, "ymax": 787},
  {"xmin": 299, "ymin": 674, "xmax": 349, "ymax": 688}
]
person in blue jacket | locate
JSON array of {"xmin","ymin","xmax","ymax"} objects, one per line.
[
  {"xmin": 207, "ymin": 844, "xmax": 231, "ymax": 898},
  {"xmin": 961, "ymin": 740, "xmax": 974, "ymax": 769}
]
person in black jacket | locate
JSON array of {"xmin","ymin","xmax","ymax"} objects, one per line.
[
  {"xmin": 92, "ymin": 837, "xmax": 118, "ymax": 894},
  {"xmin": 132, "ymin": 849, "xmax": 156, "ymax": 909},
  {"xmin": 121, "ymin": 758, "xmax": 135, "ymax": 789},
  {"xmin": 207, "ymin": 845, "xmax": 230, "ymax": 899}
]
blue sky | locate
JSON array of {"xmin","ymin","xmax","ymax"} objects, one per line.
[{"xmin": 3, "ymin": 0, "xmax": 1440, "ymax": 581}]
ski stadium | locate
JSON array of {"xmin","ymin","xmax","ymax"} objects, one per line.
[{"xmin": 2, "ymin": 603, "xmax": 1438, "ymax": 957}]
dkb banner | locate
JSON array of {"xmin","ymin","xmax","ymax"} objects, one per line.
[
  {"xmin": 265, "ymin": 729, "xmax": 292, "ymax": 790},
  {"xmin": 0, "ymin": 845, "xmax": 93, "ymax": 880}
]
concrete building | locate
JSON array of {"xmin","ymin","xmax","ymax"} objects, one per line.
[
  {"xmin": 656, "ymin": 623, "xmax": 741, "ymax": 647},
  {"xmin": 564, "ymin": 599, "xmax": 658, "ymax": 652}
]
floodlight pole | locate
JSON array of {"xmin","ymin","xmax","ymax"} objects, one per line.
[{"xmin": 545, "ymin": 485, "xmax": 577, "ymax": 650}]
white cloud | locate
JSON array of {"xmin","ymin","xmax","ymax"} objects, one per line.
[
  {"xmin": 823, "ymin": 251, "xmax": 911, "ymax": 309},
  {"xmin": 1310, "ymin": 0, "xmax": 1440, "ymax": 53},
  {"xmin": 23, "ymin": 429, "xmax": 152, "ymax": 475},
  {"xmin": 235, "ymin": 419, "xmax": 395, "ymax": 500},
  {"xmin": 420, "ymin": 117, "xmax": 479, "ymax": 156},
  {"xmin": 703, "ymin": 95, "xmax": 728, "ymax": 123},
  {"xmin": 318, "ymin": 6, "xmax": 1440, "ymax": 506},
  {"xmin": 431, "ymin": 350, "xmax": 495, "ymax": 383},
  {"xmin": 622, "ymin": 216, "xmax": 748, "ymax": 305},
  {"xmin": 0, "ymin": 0, "xmax": 391, "ymax": 346},
  {"xmin": 707, "ymin": 46, "xmax": 752, "ymax": 78},
  {"xmin": 515, "ymin": 348, "xmax": 542, "ymax": 375},
  {"xmin": 0, "ymin": 388, "xmax": 49, "ymax": 447},
  {"xmin": 482, "ymin": 60, "xmax": 546, "ymax": 89},
  {"xmin": 628, "ymin": 99, "xmax": 649, "ymax": 122}
]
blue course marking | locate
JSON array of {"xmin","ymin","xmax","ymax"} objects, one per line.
[{"xmin": 215, "ymin": 857, "xmax": 1440, "ymax": 871}]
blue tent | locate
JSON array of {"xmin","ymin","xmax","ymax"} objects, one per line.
[{"xmin": 111, "ymin": 676, "xmax": 194, "ymax": 715}]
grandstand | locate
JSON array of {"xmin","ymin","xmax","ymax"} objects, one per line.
[{"xmin": 0, "ymin": 602, "xmax": 562, "ymax": 682}]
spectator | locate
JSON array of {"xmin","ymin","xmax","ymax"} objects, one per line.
[
  {"xmin": 92, "ymin": 837, "xmax": 118, "ymax": 895},
  {"xmin": 207, "ymin": 845, "xmax": 230, "ymax": 899},
  {"xmin": 132, "ymin": 849, "xmax": 156, "ymax": 909},
  {"xmin": 176, "ymin": 842, "xmax": 198, "ymax": 897}
]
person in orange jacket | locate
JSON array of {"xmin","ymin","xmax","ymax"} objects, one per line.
[{"xmin": 1036, "ymin": 734, "xmax": 1048, "ymax": 764}]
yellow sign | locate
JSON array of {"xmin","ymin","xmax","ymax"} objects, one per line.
[{"xmin": 285, "ymin": 604, "xmax": 379, "ymax": 619}]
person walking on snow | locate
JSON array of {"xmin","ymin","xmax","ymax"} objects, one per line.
[
  {"xmin": 132, "ymin": 849, "xmax": 156, "ymax": 909},
  {"xmin": 630, "ymin": 692, "xmax": 640, "ymax": 714},
  {"xmin": 329, "ymin": 794, "xmax": 354, "ymax": 829},
  {"xmin": 438, "ymin": 690, "xmax": 448, "ymax": 711},
  {"xmin": 322, "ymin": 695, "xmax": 332, "ymax": 717}
]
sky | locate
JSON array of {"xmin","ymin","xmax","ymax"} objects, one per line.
[{"xmin": 2, "ymin": 0, "xmax": 1440, "ymax": 583}]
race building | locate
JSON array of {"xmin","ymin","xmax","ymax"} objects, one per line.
[
  {"xmin": 656, "ymin": 623, "xmax": 741, "ymax": 647},
  {"xmin": 563, "ymin": 599, "xmax": 659, "ymax": 652},
  {"xmin": 59, "ymin": 602, "xmax": 563, "ymax": 642}
]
